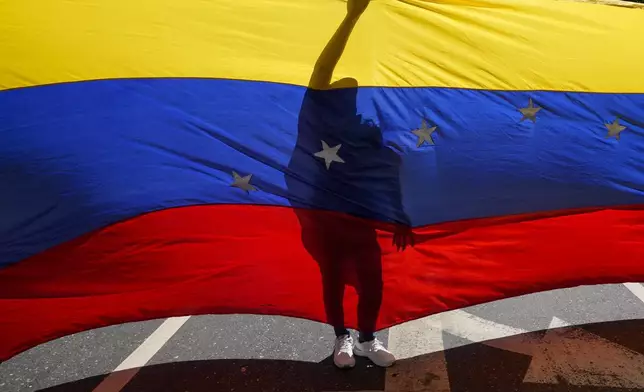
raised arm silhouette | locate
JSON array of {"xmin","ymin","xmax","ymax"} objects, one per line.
[{"xmin": 307, "ymin": 0, "xmax": 369, "ymax": 90}]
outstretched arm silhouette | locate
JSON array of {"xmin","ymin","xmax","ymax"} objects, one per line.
[{"xmin": 308, "ymin": 0, "xmax": 370, "ymax": 90}]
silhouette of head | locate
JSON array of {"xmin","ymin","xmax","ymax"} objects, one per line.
[
  {"xmin": 328, "ymin": 77, "xmax": 359, "ymax": 118},
  {"xmin": 330, "ymin": 77, "xmax": 358, "ymax": 89}
]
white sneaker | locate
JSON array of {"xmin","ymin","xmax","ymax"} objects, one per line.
[
  {"xmin": 354, "ymin": 338, "xmax": 396, "ymax": 367},
  {"xmin": 333, "ymin": 335, "xmax": 356, "ymax": 369}
]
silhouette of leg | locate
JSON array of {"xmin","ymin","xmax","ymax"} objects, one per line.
[
  {"xmin": 354, "ymin": 229, "xmax": 383, "ymax": 342},
  {"xmin": 320, "ymin": 253, "xmax": 348, "ymax": 336},
  {"xmin": 299, "ymin": 213, "xmax": 349, "ymax": 336}
]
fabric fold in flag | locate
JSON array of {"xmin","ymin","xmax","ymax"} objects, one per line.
[{"xmin": 1, "ymin": 0, "xmax": 644, "ymax": 360}]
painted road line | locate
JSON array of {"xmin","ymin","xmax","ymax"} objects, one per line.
[
  {"xmin": 92, "ymin": 316, "xmax": 190, "ymax": 392},
  {"xmin": 547, "ymin": 316, "xmax": 570, "ymax": 329},
  {"xmin": 441, "ymin": 310, "xmax": 528, "ymax": 345},
  {"xmin": 388, "ymin": 309, "xmax": 532, "ymax": 360},
  {"xmin": 439, "ymin": 309, "xmax": 538, "ymax": 356},
  {"xmin": 624, "ymin": 282, "xmax": 644, "ymax": 304},
  {"xmin": 388, "ymin": 315, "xmax": 444, "ymax": 360}
]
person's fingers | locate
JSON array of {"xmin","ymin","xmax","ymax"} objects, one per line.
[{"xmin": 393, "ymin": 229, "xmax": 416, "ymax": 251}]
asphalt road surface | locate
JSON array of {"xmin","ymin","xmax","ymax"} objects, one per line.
[{"xmin": 3, "ymin": 283, "xmax": 644, "ymax": 392}]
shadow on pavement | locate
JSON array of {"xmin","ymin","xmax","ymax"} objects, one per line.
[
  {"xmin": 38, "ymin": 319, "xmax": 644, "ymax": 392},
  {"xmin": 38, "ymin": 356, "xmax": 383, "ymax": 392}
]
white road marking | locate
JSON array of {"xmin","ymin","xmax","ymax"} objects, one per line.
[
  {"xmin": 624, "ymin": 282, "xmax": 644, "ymax": 304},
  {"xmin": 92, "ymin": 316, "xmax": 190, "ymax": 392},
  {"xmin": 548, "ymin": 316, "xmax": 570, "ymax": 329},
  {"xmin": 440, "ymin": 309, "xmax": 528, "ymax": 344},
  {"xmin": 388, "ymin": 309, "xmax": 532, "ymax": 360},
  {"xmin": 439, "ymin": 309, "xmax": 537, "ymax": 356},
  {"xmin": 388, "ymin": 316, "xmax": 444, "ymax": 360}
]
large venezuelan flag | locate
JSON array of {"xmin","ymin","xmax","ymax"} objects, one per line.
[{"xmin": 2, "ymin": 0, "xmax": 644, "ymax": 360}]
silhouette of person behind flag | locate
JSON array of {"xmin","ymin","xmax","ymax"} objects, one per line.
[{"xmin": 285, "ymin": 0, "xmax": 412, "ymax": 369}]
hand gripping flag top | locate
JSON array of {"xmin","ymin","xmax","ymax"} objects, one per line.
[{"xmin": 1, "ymin": 0, "xmax": 644, "ymax": 360}]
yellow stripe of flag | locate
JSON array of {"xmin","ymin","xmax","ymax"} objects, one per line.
[{"xmin": 1, "ymin": 0, "xmax": 643, "ymax": 92}]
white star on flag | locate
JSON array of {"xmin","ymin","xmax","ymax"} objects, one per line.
[
  {"xmin": 519, "ymin": 98, "xmax": 542, "ymax": 123},
  {"xmin": 230, "ymin": 171, "xmax": 257, "ymax": 192},
  {"xmin": 314, "ymin": 140, "xmax": 345, "ymax": 170},
  {"xmin": 605, "ymin": 118, "xmax": 627, "ymax": 140},
  {"xmin": 412, "ymin": 119, "xmax": 438, "ymax": 147}
]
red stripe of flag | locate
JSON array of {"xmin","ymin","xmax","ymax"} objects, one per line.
[{"xmin": 1, "ymin": 204, "xmax": 644, "ymax": 360}]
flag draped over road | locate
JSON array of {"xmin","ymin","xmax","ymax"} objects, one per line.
[{"xmin": 1, "ymin": 0, "xmax": 644, "ymax": 360}]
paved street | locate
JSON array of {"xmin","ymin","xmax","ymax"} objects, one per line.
[{"xmin": 3, "ymin": 283, "xmax": 644, "ymax": 392}]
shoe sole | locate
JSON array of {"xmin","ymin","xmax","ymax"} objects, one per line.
[
  {"xmin": 334, "ymin": 361, "xmax": 356, "ymax": 369},
  {"xmin": 353, "ymin": 349, "xmax": 395, "ymax": 368}
]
